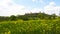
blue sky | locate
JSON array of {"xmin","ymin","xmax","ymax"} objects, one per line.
[
  {"xmin": 0, "ymin": 0, "xmax": 60, "ymax": 16},
  {"xmin": 13, "ymin": 0, "xmax": 60, "ymax": 8}
]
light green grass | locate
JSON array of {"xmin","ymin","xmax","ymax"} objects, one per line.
[{"xmin": 0, "ymin": 19, "xmax": 60, "ymax": 34}]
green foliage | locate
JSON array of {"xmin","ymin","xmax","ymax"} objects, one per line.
[
  {"xmin": 0, "ymin": 19, "xmax": 60, "ymax": 34},
  {"xmin": 9, "ymin": 15, "xmax": 17, "ymax": 21},
  {"xmin": 0, "ymin": 12, "xmax": 60, "ymax": 34},
  {"xmin": 0, "ymin": 13, "xmax": 58, "ymax": 21}
]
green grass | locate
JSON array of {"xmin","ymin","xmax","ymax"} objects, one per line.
[{"xmin": 0, "ymin": 19, "xmax": 60, "ymax": 34}]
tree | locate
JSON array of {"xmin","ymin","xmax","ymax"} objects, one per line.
[
  {"xmin": 10, "ymin": 15, "xmax": 17, "ymax": 21},
  {"xmin": 51, "ymin": 14, "xmax": 57, "ymax": 19}
]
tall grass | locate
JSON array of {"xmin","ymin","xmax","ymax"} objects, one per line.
[{"xmin": 0, "ymin": 19, "xmax": 60, "ymax": 34}]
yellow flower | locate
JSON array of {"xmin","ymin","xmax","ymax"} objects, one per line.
[{"xmin": 8, "ymin": 31, "xmax": 11, "ymax": 34}]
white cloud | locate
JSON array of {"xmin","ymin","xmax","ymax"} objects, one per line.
[
  {"xmin": 0, "ymin": 0, "xmax": 43, "ymax": 16},
  {"xmin": 23, "ymin": 8, "xmax": 43, "ymax": 14},
  {"xmin": 32, "ymin": 0, "xmax": 44, "ymax": 3},
  {"xmin": 32, "ymin": 0, "xmax": 36, "ymax": 2},
  {"xmin": 0, "ymin": 0, "xmax": 60, "ymax": 16},
  {"xmin": 49, "ymin": 2, "xmax": 56, "ymax": 6},
  {"xmin": 0, "ymin": 0, "xmax": 25, "ymax": 16},
  {"xmin": 31, "ymin": 8, "xmax": 43, "ymax": 13},
  {"xmin": 44, "ymin": 2, "xmax": 60, "ymax": 15}
]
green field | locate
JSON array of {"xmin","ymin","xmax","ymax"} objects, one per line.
[
  {"xmin": 0, "ymin": 19, "xmax": 60, "ymax": 34},
  {"xmin": 0, "ymin": 13, "xmax": 60, "ymax": 34}
]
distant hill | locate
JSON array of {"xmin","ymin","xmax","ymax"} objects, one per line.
[
  {"xmin": 0, "ymin": 12, "xmax": 58, "ymax": 21},
  {"xmin": 16, "ymin": 12, "xmax": 57, "ymax": 20}
]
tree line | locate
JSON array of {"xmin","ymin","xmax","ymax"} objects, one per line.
[{"xmin": 0, "ymin": 12, "xmax": 58, "ymax": 21}]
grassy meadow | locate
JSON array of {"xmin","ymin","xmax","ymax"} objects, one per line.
[{"xmin": 0, "ymin": 13, "xmax": 60, "ymax": 34}]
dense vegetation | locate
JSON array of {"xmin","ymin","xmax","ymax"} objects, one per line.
[
  {"xmin": 0, "ymin": 12, "xmax": 60, "ymax": 34},
  {"xmin": 0, "ymin": 13, "xmax": 58, "ymax": 21}
]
